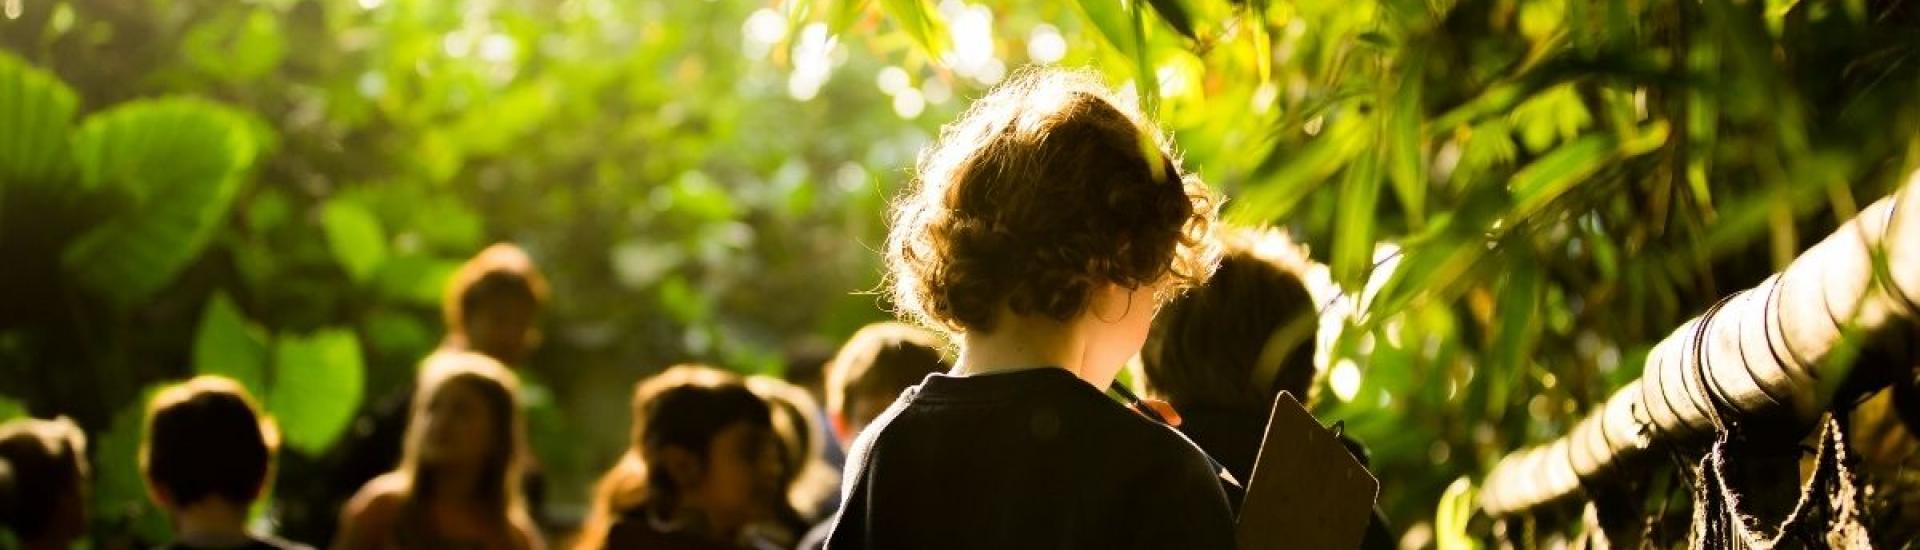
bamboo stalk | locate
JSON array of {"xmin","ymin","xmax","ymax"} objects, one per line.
[{"xmin": 1480, "ymin": 171, "xmax": 1920, "ymax": 517}]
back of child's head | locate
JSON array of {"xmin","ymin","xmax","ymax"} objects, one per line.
[
  {"xmin": 885, "ymin": 67, "xmax": 1218, "ymax": 336},
  {"xmin": 142, "ymin": 376, "xmax": 277, "ymax": 509},
  {"xmin": 826, "ymin": 322, "xmax": 949, "ymax": 430},
  {"xmin": 0, "ymin": 416, "xmax": 88, "ymax": 543},
  {"xmin": 1142, "ymin": 229, "xmax": 1321, "ymax": 412},
  {"xmin": 443, "ymin": 243, "xmax": 549, "ymax": 360}
]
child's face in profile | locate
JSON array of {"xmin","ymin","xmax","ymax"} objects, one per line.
[
  {"xmin": 683, "ymin": 420, "xmax": 783, "ymax": 530},
  {"xmin": 421, "ymin": 380, "xmax": 498, "ymax": 467}
]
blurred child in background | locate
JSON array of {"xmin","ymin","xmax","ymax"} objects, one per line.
[
  {"xmin": 1139, "ymin": 228, "xmax": 1393, "ymax": 548},
  {"xmin": 1139, "ymin": 228, "xmax": 1320, "ymax": 488},
  {"xmin": 143, "ymin": 376, "xmax": 312, "ymax": 550},
  {"xmin": 576, "ymin": 365, "xmax": 786, "ymax": 550},
  {"xmin": 334, "ymin": 352, "xmax": 543, "ymax": 550},
  {"xmin": 796, "ymin": 321, "xmax": 949, "ymax": 550},
  {"xmin": 320, "ymin": 243, "xmax": 552, "ymax": 543},
  {"xmin": 0, "ymin": 416, "xmax": 88, "ymax": 550},
  {"xmin": 745, "ymin": 376, "xmax": 837, "ymax": 529}
]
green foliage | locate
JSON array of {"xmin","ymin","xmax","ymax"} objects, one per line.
[
  {"xmin": 62, "ymin": 98, "xmax": 256, "ymax": 309},
  {"xmin": 321, "ymin": 199, "xmax": 389, "ymax": 283},
  {"xmin": 267, "ymin": 329, "xmax": 365, "ymax": 456},
  {"xmin": 92, "ymin": 385, "xmax": 171, "ymax": 543},
  {"xmin": 0, "ymin": 53, "xmax": 76, "ymax": 189},
  {"xmin": 842, "ymin": 0, "xmax": 1920, "ymax": 537},
  {"xmin": 880, "ymin": 0, "xmax": 950, "ymax": 57},
  {"xmin": 194, "ymin": 291, "xmax": 270, "ymax": 397},
  {"xmin": 2, "ymin": 0, "xmax": 1915, "ymax": 543},
  {"xmin": 0, "ymin": 396, "xmax": 22, "ymax": 422},
  {"xmin": 1436, "ymin": 477, "xmax": 1483, "ymax": 550}
]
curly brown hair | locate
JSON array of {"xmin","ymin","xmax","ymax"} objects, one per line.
[{"xmin": 885, "ymin": 67, "xmax": 1219, "ymax": 335}]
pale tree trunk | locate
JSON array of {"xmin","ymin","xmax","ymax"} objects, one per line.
[{"xmin": 1480, "ymin": 169, "xmax": 1920, "ymax": 518}]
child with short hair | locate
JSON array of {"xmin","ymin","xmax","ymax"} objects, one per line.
[
  {"xmin": 0, "ymin": 416, "xmax": 88, "ymax": 550},
  {"xmin": 1139, "ymin": 230, "xmax": 1395, "ymax": 548},
  {"xmin": 825, "ymin": 67, "xmax": 1234, "ymax": 549},
  {"xmin": 797, "ymin": 322, "xmax": 950, "ymax": 550},
  {"xmin": 143, "ymin": 375, "xmax": 312, "ymax": 549},
  {"xmin": 1139, "ymin": 228, "xmax": 1321, "ymax": 485},
  {"xmin": 822, "ymin": 322, "xmax": 950, "ymax": 444}
]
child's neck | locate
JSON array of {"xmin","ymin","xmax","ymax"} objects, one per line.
[
  {"xmin": 172, "ymin": 498, "xmax": 253, "ymax": 547},
  {"xmin": 956, "ymin": 314, "xmax": 1111, "ymax": 389}
]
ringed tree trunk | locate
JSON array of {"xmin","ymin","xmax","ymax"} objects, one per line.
[{"xmin": 1480, "ymin": 170, "xmax": 1920, "ymax": 518}]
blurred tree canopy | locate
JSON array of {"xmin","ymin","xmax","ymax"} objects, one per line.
[{"xmin": 2, "ymin": 0, "xmax": 1919, "ymax": 545}]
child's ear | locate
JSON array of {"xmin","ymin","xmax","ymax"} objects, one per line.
[
  {"xmin": 828, "ymin": 411, "xmax": 851, "ymax": 447},
  {"xmin": 661, "ymin": 446, "xmax": 705, "ymax": 489},
  {"xmin": 144, "ymin": 477, "xmax": 175, "ymax": 510}
]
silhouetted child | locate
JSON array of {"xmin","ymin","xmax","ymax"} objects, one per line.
[
  {"xmin": 1140, "ymin": 228, "xmax": 1321, "ymax": 487},
  {"xmin": 334, "ymin": 352, "xmax": 544, "ymax": 550},
  {"xmin": 1139, "ymin": 228, "xmax": 1394, "ymax": 548},
  {"xmin": 825, "ymin": 67, "xmax": 1234, "ymax": 549},
  {"xmin": 576, "ymin": 365, "xmax": 786, "ymax": 550},
  {"xmin": 0, "ymin": 416, "xmax": 88, "ymax": 550},
  {"xmin": 143, "ymin": 376, "xmax": 312, "ymax": 550},
  {"xmin": 797, "ymin": 322, "xmax": 950, "ymax": 550}
]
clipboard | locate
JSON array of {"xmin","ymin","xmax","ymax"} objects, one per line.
[{"xmin": 1236, "ymin": 391, "xmax": 1380, "ymax": 550}]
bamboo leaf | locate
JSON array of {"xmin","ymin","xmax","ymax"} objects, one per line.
[
  {"xmin": 1228, "ymin": 116, "xmax": 1373, "ymax": 224},
  {"xmin": 1506, "ymin": 134, "xmax": 1615, "ymax": 222},
  {"xmin": 1508, "ymin": 123, "xmax": 1669, "ymax": 223},
  {"xmin": 1386, "ymin": 52, "xmax": 1427, "ymax": 228},
  {"xmin": 830, "ymin": 0, "xmax": 872, "ymax": 34},
  {"xmin": 877, "ymin": 0, "xmax": 949, "ymax": 58},
  {"xmin": 1076, "ymin": 0, "xmax": 1139, "ymax": 58},
  {"xmin": 1129, "ymin": 0, "xmax": 1160, "ymax": 114},
  {"xmin": 1144, "ymin": 0, "xmax": 1198, "ymax": 40},
  {"xmin": 1332, "ymin": 145, "xmax": 1383, "ymax": 290}
]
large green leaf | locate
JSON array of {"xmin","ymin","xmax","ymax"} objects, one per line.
[
  {"xmin": 192, "ymin": 291, "xmax": 269, "ymax": 397},
  {"xmin": 267, "ymin": 328, "xmax": 365, "ymax": 455},
  {"xmin": 62, "ymin": 99, "xmax": 255, "ymax": 309},
  {"xmin": 321, "ymin": 199, "xmax": 389, "ymax": 283},
  {"xmin": 0, "ymin": 52, "xmax": 78, "ymax": 189}
]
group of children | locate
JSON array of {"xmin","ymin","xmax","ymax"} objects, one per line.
[{"xmin": 0, "ymin": 66, "xmax": 1371, "ymax": 549}]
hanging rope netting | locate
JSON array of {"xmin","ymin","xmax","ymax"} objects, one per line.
[{"xmin": 1690, "ymin": 417, "xmax": 1873, "ymax": 549}]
